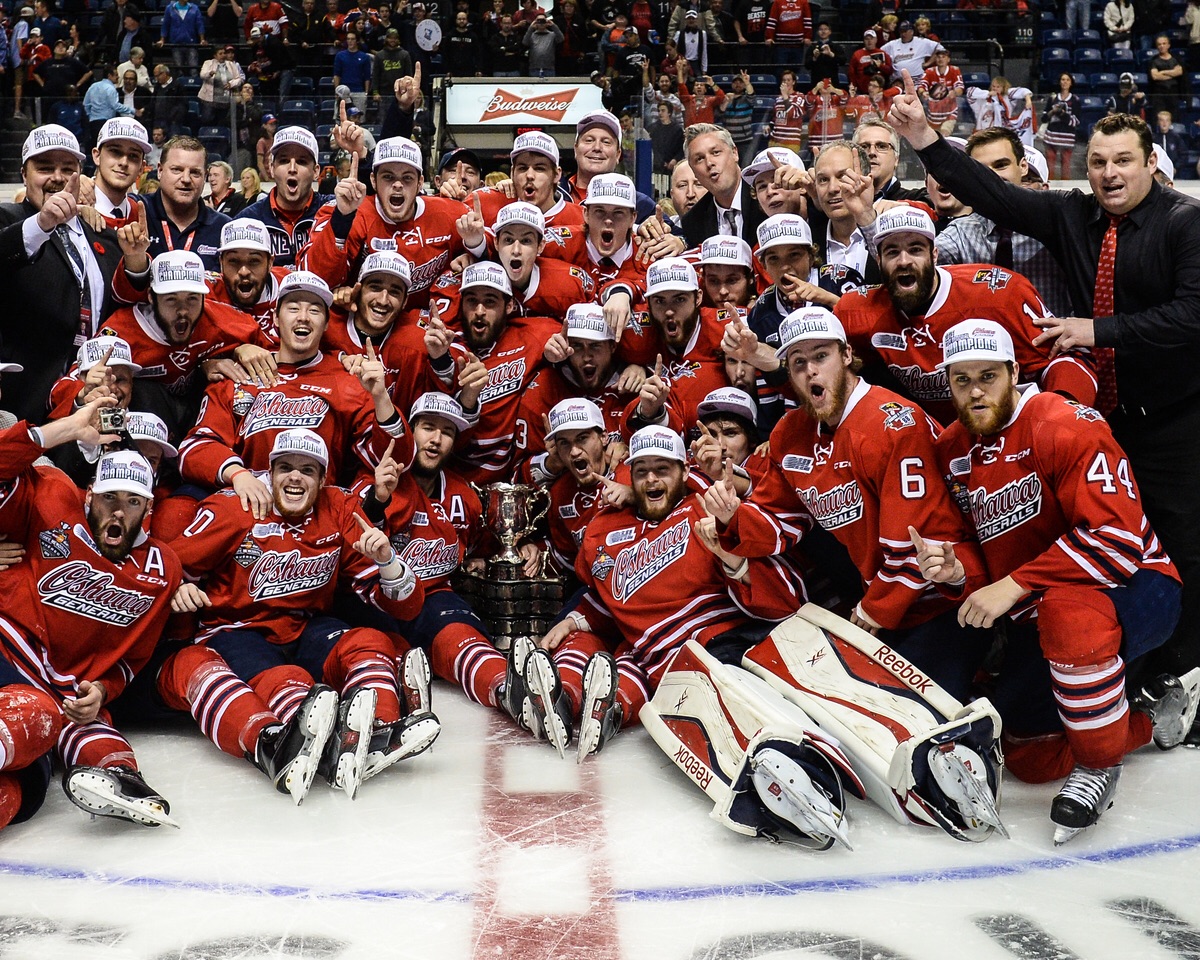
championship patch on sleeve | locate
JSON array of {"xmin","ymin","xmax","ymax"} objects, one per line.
[
  {"xmin": 879, "ymin": 401, "xmax": 917, "ymax": 430},
  {"xmin": 591, "ymin": 547, "xmax": 615, "ymax": 580}
]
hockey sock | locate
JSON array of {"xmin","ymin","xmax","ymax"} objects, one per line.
[
  {"xmin": 1050, "ymin": 655, "xmax": 1132, "ymax": 769},
  {"xmin": 453, "ymin": 636, "xmax": 508, "ymax": 706},
  {"xmin": 58, "ymin": 716, "xmax": 136, "ymax": 771},
  {"xmin": 0, "ymin": 686, "xmax": 61, "ymax": 771},
  {"xmin": 158, "ymin": 646, "xmax": 278, "ymax": 758},
  {"xmin": 0, "ymin": 774, "xmax": 21, "ymax": 831},
  {"xmin": 330, "ymin": 628, "xmax": 400, "ymax": 724},
  {"xmin": 550, "ymin": 631, "xmax": 609, "ymax": 714},
  {"xmin": 255, "ymin": 666, "xmax": 315, "ymax": 725},
  {"xmin": 614, "ymin": 654, "xmax": 651, "ymax": 725}
]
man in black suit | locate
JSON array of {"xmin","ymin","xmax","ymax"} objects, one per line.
[
  {"xmin": 681, "ymin": 122, "xmax": 767, "ymax": 249},
  {"xmin": 852, "ymin": 115, "xmax": 931, "ymax": 204},
  {"xmin": 0, "ymin": 126, "xmax": 124, "ymax": 425},
  {"xmin": 805, "ymin": 140, "xmax": 884, "ymax": 286}
]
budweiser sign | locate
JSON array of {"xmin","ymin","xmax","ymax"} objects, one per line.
[
  {"xmin": 447, "ymin": 81, "xmax": 604, "ymax": 127},
  {"xmin": 480, "ymin": 88, "xmax": 578, "ymax": 122}
]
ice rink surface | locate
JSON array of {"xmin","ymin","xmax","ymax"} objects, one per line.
[{"xmin": 2, "ymin": 688, "xmax": 1200, "ymax": 960}]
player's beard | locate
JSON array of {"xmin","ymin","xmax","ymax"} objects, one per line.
[
  {"xmin": 633, "ymin": 474, "xmax": 685, "ymax": 523},
  {"xmin": 88, "ymin": 510, "xmax": 140, "ymax": 562},
  {"xmin": 273, "ymin": 483, "xmax": 319, "ymax": 520},
  {"xmin": 798, "ymin": 367, "xmax": 851, "ymax": 427},
  {"xmin": 884, "ymin": 259, "xmax": 936, "ymax": 317},
  {"xmin": 957, "ymin": 389, "xmax": 1017, "ymax": 436}
]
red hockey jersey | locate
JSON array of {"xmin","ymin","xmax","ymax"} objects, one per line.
[
  {"xmin": 835, "ymin": 264, "xmax": 1097, "ymax": 426},
  {"xmin": 538, "ymin": 233, "xmax": 648, "ymax": 307},
  {"xmin": 764, "ymin": 0, "xmax": 812, "ymax": 43},
  {"xmin": 382, "ymin": 468, "xmax": 483, "ymax": 592},
  {"xmin": 204, "ymin": 267, "xmax": 290, "ymax": 346},
  {"xmin": 428, "ymin": 259, "xmax": 595, "ymax": 325}
]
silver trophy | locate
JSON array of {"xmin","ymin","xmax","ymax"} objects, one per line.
[{"xmin": 473, "ymin": 482, "xmax": 550, "ymax": 569}]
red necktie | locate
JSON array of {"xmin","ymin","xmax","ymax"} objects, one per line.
[{"xmin": 1091, "ymin": 214, "xmax": 1124, "ymax": 415}]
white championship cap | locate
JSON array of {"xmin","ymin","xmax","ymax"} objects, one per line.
[
  {"xmin": 151, "ymin": 250, "xmax": 209, "ymax": 295},
  {"xmin": 938, "ymin": 319, "xmax": 1016, "ymax": 369},
  {"xmin": 125, "ymin": 411, "xmax": 178, "ymax": 458},
  {"xmin": 546, "ymin": 397, "xmax": 605, "ymax": 438},
  {"xmin": 510, "ymin": 130, "xmax": 560, "ymax": 166},
  {"xmin": 373, "ymin": 136, "xmax": 423, "ymax": 171},
  {"xmin": 78, "ymin": 335, "xmax": 143, "ymax": 374},
  {"xmin": 409, "ymin": 391, "xmax": 470, "ymax": 433},
  {"xmin": 697, "ymin": 386, "xmax": 757, "ymax": 423},
  {"xmin": 270, "ymin": 125, "xmax": 320, "ymax": 164},
  {"xmin": 460, "ymin": 261, "xmax": 513, "ymax": 296},
  {"xmin": 576, "ymin": 109, "xmax": 622, "ymax": 142},
  {"xmin": 645, "ymin": 257, "xmax": 699, "ymax": 297},
  {"xmin": 278, "ymin": 270, "xmax": 334, "ymax": 308},
  {"xmin": 628, "ymin": 424, "xmax": 687, "ymax": 464},
  {"xmin": 1152, "ymin": 142, "xmax": 1175, "ymax": 182},
  {"xmin": 565, "ymin": 303, "xmax": 613, "ymax": 341},
  {"xmin": 0, "ymin": 358, "xmax": 23, "ymax": 373},
  {"xmin": 21, "ymin": 123, "xmax": 84, "ymax": 164},
  {"xmin": 872, "ymin": 205, "xmax": 937, "ymax": 248},
  {"xmin": 358, "ymin": 250, "xmax": 413, "ymax": 288},
  {"xmin": 756, "ymin": 213, "xmax": 814, "ymax": 256},
  {"xmin": 583, "ymin": 172, "xmax": 637, "ymax": 209},
  {"xmin": 219, "ymin": 219, "xmax": 273, "ymax": 253},
  {"xmin": 494, "ymin": 201, "xmax": 546, "ymax": 238},
  {"xmin": 699, "ymin": 235, "xmax": 753, "ymax": 269},
  {"xmin": 741, "ymin": 146, "xmax": 805, "ymax": 185},
  {"xmin": 1023, "ymin": 144, "xmax": 1049, "ymax": 183},
  {"xmin": 93, "ymin": 450, "xmax": 155, "ymax": 498},
  {"xmin": 775, "ymin": 306, "xmax": 847, "ymax": 358},
  {"xmin": 96, "ymin": 117, "xmax": 151, "ymax": 154},
  {"xmin": 270, "ymin": 427, "xmax": 329, "ymax": 470}
]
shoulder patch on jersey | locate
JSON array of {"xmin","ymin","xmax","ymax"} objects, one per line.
[
  {"xmin": 38, "ymin": 522, "xmax": 71, "ymax": 560},
  {"xmin": 232, "ymin": 384, "xmax": 255, "ymax": 416},
  {"xmin": 234, "ymin": 535, "xmax": 264, "ymax": 567},
  {"xmin": 413, "ymin": 510, "xmax": 430, "ymax": 526},
  {"xmin": 1067, "ymin": 401, "xmax": 1104, "ymax": 422},
  {"xmin": 871, "ymin": 332, "xmax": 907, "ymax": 351},
  {"xmin": 781, "ymin": 453, "xmax": 814, "ymax": 474},
  {"xmin": 605, "ymin": 526, "xmax": 635, "ymax": 545},
  {"xmin": 972, "ymin": 267, "xmax": 1012, "ymax": 290},
  {"xmin": 591, "ymin": 547, "xmax": 615, "ymax": 580},
  {"xmin": 252, "ymin": 522, "xmax": 285, "ymax": 538},
  {"xmin": 879, "ymin": 401, "xmax": 917, "ymax": 430},
  {"xmin": 559, "ymin": 503, "xmax": 578, "ymax": 519}
]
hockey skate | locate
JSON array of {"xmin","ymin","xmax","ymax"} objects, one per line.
[
  {"xmin": 1051, "ymin": 763, "xmax": 1122, "ymax": 845},
  {"xmin": 1132, "ymin": 668, "xmax": 1200, "ymax": 750},
  {"xmin": 64, "ymin": 765, "xmax": 178, "ymax": 828},
  {"xmin": 320, "ymin": 686, "xmax": 377, "ymax": 800},
  {"xmin": 750, "ymin": 746, "xmax": 853, "ymax": 850},
  {"xmin": 927, "ymin": 742, "xmax": 1009, "ymax": 839},
  {"xmin": 576, "ymin": 652, "xmax": 623, "ymax": 764},
  {"xmin": 523, "ymin": 648, "xmax": 574, "ymax": 759},
  {"xmin": 251, "ymin": 683, "xmax": 338, "ymax": 806},
  {"xmin": 400, "ymin": 647, "xmax": 432, "ymax": 717},
  {"xmin": 497, "ymin": 635, "xmax": 537, "ymax": 731},
  {"xmin": 362, "ymin": 711, "xmax": 442, "ymax": 782}
]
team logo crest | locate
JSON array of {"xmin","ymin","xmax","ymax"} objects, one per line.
[
  {"xmin": 1069, "ymin": 401, "xmax": 1104, "ymax": 422},
  {"xmin": 39, "ymin": 522, "xmax": 72, "ymax": 559},
  {"xmin": 973, "ymin": 267, "xmax": 1012, "ymax": 291},
  {"xmin": 591, "ymin": 547, "xmax": 615, "ymax": 581},
  {"xmin": 880, "ymin": 401, "xmax": 917, "ymax": 431},
  {"xmin": 234, "ymin": 535, "xmax": 264, "ymax": 568}
]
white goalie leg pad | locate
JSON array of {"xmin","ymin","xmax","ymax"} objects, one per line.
[
  {"xmin": 641, "ymin": 640, "xmax": 861, "ymax": 849},
  {"xmin": 742, "ymin": 603, "xmax": 1007, "ymax": 842}
]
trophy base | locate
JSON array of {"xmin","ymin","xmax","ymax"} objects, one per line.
[{"xmin": 454, "ymin": 564, "xmax": 567, "ymax": 652}]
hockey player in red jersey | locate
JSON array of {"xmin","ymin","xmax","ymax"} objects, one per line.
[
  {"xmin": 162, "ymin": 428, "xmax": 437, "ymax": 804},
  {"xmin": 919, "ymin": 319, "xmax": 1197, "ymax": 843},
  {"xmin": 297, "ymin": 138, "xmax": 469, "ymax": 309},
  {"xmin": 835, "ymin": 206, "xmax": 1097, "ymax": 425},
  {"xmin": 0, "ymin": 399, "xmax": 182, "ymax": 830},
  {"xmin": 698, "ymin": 235, "xmax": 758, "ymax": 308},
  {"xmin": 714, "ymin": 306, "xmax": 991, "ymax": 700}
]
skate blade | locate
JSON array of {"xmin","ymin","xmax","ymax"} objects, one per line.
[
  {"xmin": 1178, "ymin": 668, "xmax": 1200, "ymax": 744},
  {"xmin": 576, "ymin": 658, "xmax": 616, "ymax": 764},
  {"xmin": 285, "ymin": 688, "xmax": 339, "ymax": 806},
  {"xmin": 751, "ymin": 749, "xmax": 852, "ymax": 851},
  {"xmin": 402, "ymin": 648, "xmax": 433, "ymax": 715},
  {"xmin": 362, "ymin": 714, "xmax": 442, "ymax": 781},
  {"xmin": 1053, "ymin": 823, "xmax": 1086, "ymax": 846},
  {"xmin": 937, "ymin": 750, "xmax": 1009, "ymax": 839},
  {"xmin": 68, "ymin": 771, "xmax": 179, "ymax": 829},
  {"xmin": 335, "ymin": 688, "xmax": 377, "ymax": 800},
  {"xmin": 525, "ymin": 655, "xmax": 570, "ymax": 759}
]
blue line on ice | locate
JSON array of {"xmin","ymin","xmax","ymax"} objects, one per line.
[{"xmin": 2, "ymin": 832, "xmax": 1198, "ymax": 904}]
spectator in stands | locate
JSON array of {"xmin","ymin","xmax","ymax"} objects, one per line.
[
  {"xmin": 240, "ymin": 166, "xmax": 267, "ymax": 205},
  {"xmin": 805, "ymin": 22, "xmax": 842, "ymax": 90},
  {"xmin": 1136, "ymin": 0, "xmax": 1172, "ymax": 48},
  {"xmin": 914, "ymin": 16, "xmax": 940, "ymax": 42},
  {"xmin": 206, "ymin": 0, "xmax": 244, "ymax": 45},
  {"xmin": 35, "ymin": 39, "xmax": 89, "ymax": 122},
  {"xmin": 525, "ymin": 12, "xmax": 563, "ymax": 77},
  {"xmin": 1104, "ymin": 0, "xmax": 1135, "ymax": 48},
  {"xmin": 719, "ymin": 70, "xmax": 757, "ymax": 165},
  {"xmin": 763, "ymin": 0, "xmax": 812, "ymax": 66},
  {"xmin": 710, "ymin": 0, "xmax": 739, "ymax": 48},
  {"xmin": 83, "ymin": 63, "xmax": 136, "ymax": 152},
  {"xmin": 848, "ymin": 29, "xmax": 893, "ymax": 92},
  {"xmin": 1148, "ymin": 33, "xmax": 1185, "ymax": 116},
  {"xmin": 32, "ymin": 0, "xmax": 63, "ymax": 46},
  {"xmin": 147, "ymin": 125, "xmax": 167, "ymax": 166},
  {"xmin": 291, "ymin": 0, "xmax": 328, "ymax": 68},
  {"xmin": 334, "ymin": 30, "xmax": 373, "ymax": 112},
  {"xmin": 678, "ymin": 66, "xmax": 727, "ymax": 126},
  {"xmin": 118, "ymin": 46, "xmax": 150, "ymax": 89},
  {"xmin": 445, "ymin": 10, "xmax": 483, "ymax": 77},
  {"xmin": 244, "ymin": 0, "xmax": 289, "ymax": 40},
  {"xmin": 554, "ymin": 0, "xmax": 589, "ymax": 76},
  {"xmin": 847, "ymin": 74, "xmax": 901, "ymax": 121},
  {"xmin": 1183, "ymin": 0, "xmax": 1200, "ymax": 71},
  {"xmin": 52, "ymin": 85, "xmax": 86, "ymax": 138},
  {"xmin": 233, "ymin": 81, "xmax": 263, "ymax": 169},
  {"xmin": 199, "ymin": 44, "xmax": 245, "ymax": 126},
  {"xmin": 643, "ymin": 63, "xmax": 684, "ymax": 121},
  {"xmin": 668, "ymin": 2, "xmax": 721, "ymax": 45},
  {"xmin": 736, "ymin": 0, "xmax": 772, "ymax": 56},
  {"xmin": 614, "ymin": 27, "xmax": 653, "ymax": 111},
  {"xmin": 647, "ymin": 101, "xmax": 685, "ymax": 175},
  {"xmin": 207, "ymin": 160, "xmax": 245, "ymax": 215},
  {"xmin": 489, "ymin": 16, "xmax": 524, "ymax": 76},
  {"xmin": 1041, "ymin": 73, "xmax": 1081, "ymax": 180},
  {"xmin": 67, "ymin": 22, "xmax": 95, "ymax": 67},
  {"xmin": 918, "ymin": 45, "xmax": 964, "ymax": 135},
  {"xmin": 806, "ymin": 77, "xmax": 849, "ymax": 152},
  {"xmin": 1066, "ymin": 0, "xmax": 1093, "ymax": 33},
  {"xmin": 99, "ymin": 0, "xmax": 134, "ymax": 55},
  {"xmin": 882, "ymin": 19, "xmax": 938, "ymax": 80},
  {"xmin": 344, "ymin": 0, "xmax": 382, "ymax": 45},
  {"xmin": 1154, "ymin": 109, "xmax": 1188, "ymax": 174},
  {"xmin": 157, "ymin": 0, "xmax": 207, "ymax": 76},
  {"xmin": 255, "ymin": 114, "xmax": 278, "ymax": 178},
  {"xmin": 852, "ymin": 115, "xmax": 931, "ymax": 203},
  {"xmin": 875, "ymin": 13, "xmax": 899, "ymax": 45},
  {"xmin": 768, "ymin": 68, "xmax": 806, "ymax": 153},
  {"xmin": 248, "ymin": 24, "xmax": 296, "ymax": 102},
  {"xmin": 119, "ymin": 69, "xmax": 151, "ymax": 122},
  {"xmin": 675, "ymin": 9, "xmax": 713, "ymax": 75},
  {"xmin": 1107, "ymin": 71, "xmax": 1147, "ymax": 117}
]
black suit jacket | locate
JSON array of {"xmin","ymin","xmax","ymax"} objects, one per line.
[
  {"xmin": 0, "ymin": 202, "xmax": 123, "ymax": 425},
  {"xmin": 681, "ymin": 182, "xmax": 767, "ymax": 249}
]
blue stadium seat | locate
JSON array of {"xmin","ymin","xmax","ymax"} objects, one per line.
[
  {"xmin": 1078, "ymin": 95, "xmax": 1107, "ymax": 126},
  {"xmin": 1040, "ymin": 9, "xmax": 1059, "ymax": 26},
  {"xmin": 315, "ymin": 123, "xmax": 334, "ymax": 140},
  {"xmin": 1105, "ymin": 48, "xmax": 1136, "ymax": 68},
  {"xmin": 1090, "ymin": 71, "xmax": 1119, "ymax": 93},
  {"xmin": 1073, "ymin": 48, "xmax": 1103, "ymax": 69},
  {"xmin": 1071, "ymin": 71, "xmax": 1091, "ymax": 89},
  {"xmin": 290, "ymin": 77, "xmax": 315, "ymax": 97},
  {"xmin": 1075, "ymin": 29, "xmax": 1103, "ymax": 48},
  {"xmin": 963, "ymin": 72, "xmax": 991, "ymax": 88},
  {"xmin": 318, "ymin": 77, "xmax": 336, "ymax": 98},
  {"xmin": 710, "ymin": 73, "xmax": 735, "ymax": 89},
  {"xmin": 319, "ymin": 99, "xmax": 337, "ymax": 115},
  {"xmin": 1130, "ymin": 71, "xmax": 1149, "ymax": 87},
  {"xmin": 279, "ymin": 99, "xmax": 316, "ymax": 128},
  {"xmin": 200, "ymin": 135, "xmax": 230, "ymax": 160},
  {"xmin": 750, "ymin": 74, "xmax": 775, "ymax": 88},
  {"xmin": 1041, "ymin": 47, "xmax": 1072, "ymax": 83},
  {"xmin": 318, "ymin": 151, "xmax": 333, "ymax": 166},
  {"xmin": 177, "ymin": 76, "xmax": 202, "ymax": 97},
  {"xmin": 1042, "ymin": 28, "xmax": 1073, "ymax": 47},
  {"xmin": 198, "ymin": 125, "xmax": 226, "ymax": 139}
]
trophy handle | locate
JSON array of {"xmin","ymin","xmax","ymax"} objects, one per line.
[{"xmin": 528, "ymin": 484, "xmax": 551, "ymax": 530}]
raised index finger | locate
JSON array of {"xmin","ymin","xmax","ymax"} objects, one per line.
[
  {"xmin": 654, "ymin": 353, "xmax": 663, "ymax": 378},
  {"xmin": 67, "ymin": 171, "xmax": 80, "ymax": 200},
  {"xmin": 349, "ymin": 150, "xmax": 359, "ymax": 181},
  {"xmin": 136, "ymin": 198, "xmax": 147, "ymax": 229},
  {"xmin": 413, "ymin": 61, "xmax": 421, "ymax": 86},
  {"xmin": 382, "ymin": 438, "xmax": 396, "ymax": 461},
  {"xmin": 353, "ymin": 511, "xmax": 372, "ymax": 532},
  {"xmin": 365, "ymin": 338, "xmax": 378, "ymax": 362},
  {"xmin": 901, "ymin": 68, "xmax": 917, "ymax": 98},
  {"xmin": 340, "ymin": 99, "xmax": 348, "ymax": 125},
  {"xmin": 907, "ymin": 525, "xmax": 926, "ymax": 552}
]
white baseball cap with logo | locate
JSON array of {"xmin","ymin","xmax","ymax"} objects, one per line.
[
  {"xmin": 460, "ymin": 261, "xmax": 513, "ymax": 296},
  {"xmin": 93, "ymin": 450, "xmax": 155, "ymax": 499},
  {"xmin": 358, "ymin": 250, "xmax": 413, "ymax": 289},
  {"xmin": 373, "ymin": 136, "xmax": 423, "ymax": 171},
  {"xmin": 151, "ymin": 250, "xmax": 208, "ymax": 295},
  {"xmin": 576, "ymin": 109, "xmax": 622, "ymax": 143},
  {"xmin": 546, "ymin": 397, "xmax": 605, "ymax": 438},
  {"xmin": 872, "ymin": 205, "xmax": 937, "ymax": 249},
  {"xmin": 1023, "ymin": 144, "xmax": 1049, "ymax": 184},
  {"xmin": 270, "ymin": 428, "xmax": 330, "ymax": 470},
  {"xmin": 1152, "ymin": 142, "xmax": 1175, "ymax": 182},
  {"xmin": 78, "ymin": 335, "xmax": 143, "ymax": 374},
  {"xmin": 699, "ymin": 235, "xmax": 753, "ymax": 269},
  {"xmin": 278, "ymin": 270, "xmax": 334, "ymax": 308},
  {"xmin": 937, "ymin": 319, "xmax": 1016, "ymax": 370},
  {"xmin": 583, "ymin": 172, "xmax": 637, "ymax": 209},
  {"xmin": 126, "ymin": 411, "xmax": 179, "ymax": 458},
  {"xmin": 756, "ymin": 213, "xmax": 813, "ymax": 257},
  {"xmin": 410, "ymin": 391, "xmax": 470, "ymax": 433},
  {"xmin": 645, "ymin": 257, "xmax": 699, "ymax": 297},
  {"xmin": 271, "ymin": 125, "xmax": 320, "ymax": 164},
  {"xmin": 510, "ymin": 130, "xmax": 560, "ymax": 166},
  {"xmin": 697, "ymin": 386, "xmax": 757, "ymax": 423},
  {"xmin": 628, "ymin": 425, "xmax": 686, "ymax": 464},
  {"xmin": 22, "ymin": 123, "xmax": 84, "ymax": 164},
  {"xmin": 0, "ymin": 359, "xmax": 23, "ymax": 373},
  {"xmin": 494, "ymin": 201, "xmax": 546, "ymax": 238},
  {"xmin": 775, "ymin": 306, "xmax": 847, "ymax": 358},
  {"xmin": 96, "ymin": 117, "xmax": 152, "ymax": 154},
  {"xmin": 219, "ymin": 219, "xmax": 273, "ymax": 253},
  {"xmin": 741, "ymin": 146, "xmax": 805, "ymax": 185},
  {"xmin": 565, "ymin": 303, "xmax": 613, "ymax": 342}
]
